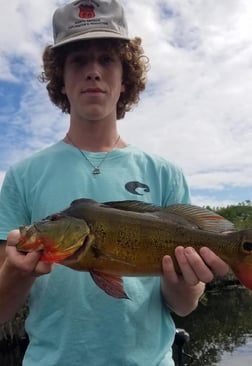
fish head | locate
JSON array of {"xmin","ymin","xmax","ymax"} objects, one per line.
[
  {"xmin": 233, "ymin": 229, "xmax": 252, "ymax": 290},
  {"xmin": 17, "ymin": 214, "xmax": 90, "ymax": 263}
]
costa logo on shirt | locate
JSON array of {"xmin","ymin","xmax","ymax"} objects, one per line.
[{"xmin": 125, "ymin": 181, "xmax": 150, "ymax": 196}]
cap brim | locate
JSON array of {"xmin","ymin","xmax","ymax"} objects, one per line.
[{"xmin": 52, "ymin": 31, "xmax": 130, "ymax": 48}]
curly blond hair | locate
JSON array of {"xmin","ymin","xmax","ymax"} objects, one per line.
[{"xmin": 40, "ymin": 38, "xmax": 149, "ymax": 119}]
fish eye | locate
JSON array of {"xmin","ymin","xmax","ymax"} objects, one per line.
[{"xmin": 243, "ymin": 242, "xmax": 252, "ymax": 252}]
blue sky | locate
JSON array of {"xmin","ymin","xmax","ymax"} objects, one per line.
[{"xmin": 0, "ymin": 0, "xmax": 251, "ymax": 207}]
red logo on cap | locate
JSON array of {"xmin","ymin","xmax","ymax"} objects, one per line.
[{"xmin": 79, "ymin": 4, "xmax": 95, "ymax": 19}]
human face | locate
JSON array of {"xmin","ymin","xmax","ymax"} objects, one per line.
[{"xmin": 61, "ymin": 41, "xmax": 125, "ymax": 123}]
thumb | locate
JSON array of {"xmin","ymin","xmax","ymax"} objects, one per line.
[{"xmin": 7, "ymin": 230, "xmax": 21, "ymax": 246}]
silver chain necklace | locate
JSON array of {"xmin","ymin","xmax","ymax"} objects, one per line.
[{"xmin": 66, "ymin": 133, "xmax": 120, "ymax": 175}]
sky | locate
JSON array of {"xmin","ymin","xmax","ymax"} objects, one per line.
[{"xmin": 0, "ymin": 0, "xmax": 251, "ymax": 208}]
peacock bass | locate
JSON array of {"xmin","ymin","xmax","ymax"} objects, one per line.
[{"xmin": 17, "ymin": 198, "xmax": 252, "ymax": 298}]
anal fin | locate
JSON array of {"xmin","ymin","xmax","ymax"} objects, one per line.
[{"xmin": 90, "ymin": 270, "xmax": 129, "ymax": 299}]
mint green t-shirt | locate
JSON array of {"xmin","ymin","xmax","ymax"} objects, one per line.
[{"xmin": 0, "ymin": 142, "xmax": 190, "ymax": 366}]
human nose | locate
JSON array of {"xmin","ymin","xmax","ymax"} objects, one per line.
[{"xmin": 84, "ymin": 62, "xmax": 101, "ymax": 81}]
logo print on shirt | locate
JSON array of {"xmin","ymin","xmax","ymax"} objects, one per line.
[{"xmin": 125, "ymin": 182, "xmax": 150, "ymax": 196}]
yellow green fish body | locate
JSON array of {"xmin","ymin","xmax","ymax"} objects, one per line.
[{"xmin": 17, "ymin": 199, "xmax": 252, "ymax": 298}]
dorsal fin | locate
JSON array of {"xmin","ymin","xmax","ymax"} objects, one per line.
[
  {"xmin": 68, "ymin": 199, "xmax": 235, "ymax": 234},
  {"xmin": 104, "ymin": 200, "xmax": 161, "ymax": 213},
  {"xmin": 164, "ymin": 204, "xmax": 235, "ymax": 233},
  {"xmin": 104, "ymin": 201, "xmax": 235, "ymax": 232}
]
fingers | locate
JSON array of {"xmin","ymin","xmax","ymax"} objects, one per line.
[
  {"xmin": 162, "ymin": 248, "xmax": 206, "ymax": 287},
  {"xmin": 5, "ymin": 230, "xmax": 54, "ymax": 277},
  {"xmin": 162, "ymin": 255, "xmax": 179, "ymax": 285},
  {"xmin": 7, "ymin": 230, "xmax": 21, "ymax": 246},
  {"xmin": 6, "ymin": 246, "xmax": 53, "ymax": 276},
  {"xmin": 163, "ymin": 246, "xmax": 229, "ymax": 287},
  {"xmin": 182, "ymin": 247, "xmax": 214, "ymax": 284},
  {"xmin": 199, "ymin": 247, "xmax": 229, "ymax": 276}
]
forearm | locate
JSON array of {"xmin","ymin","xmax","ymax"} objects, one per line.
[
  {"xmin": 0, "ymin": 231, "xmax": 54, "ymax": 323},
  {"xmin": 161, "ymin": 277, "xmax": 205, "ymax": 316},
  {"xmin": 0, "ymin": 258, "xmax": 35, "ymax": 323}
]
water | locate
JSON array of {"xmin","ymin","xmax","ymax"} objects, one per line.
[
  {"xmin": 173, "ymin": 287, "xmax": 252, "ymax": 365},
  {"xmin": 217, "ymin": 337, "xmax": 252, "ymax": 365},
  {"xmin": 1, "ymin": 287, "xmax": 252, "ymax": 365}
]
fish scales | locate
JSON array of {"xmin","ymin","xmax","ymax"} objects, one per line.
[
  {"xmin": 78, "ymin": 213, "xmax": 240, "ymax": 275},
  {"xmin": 17, "ymin": 198, "xmax": 252, "ymax": 298}
]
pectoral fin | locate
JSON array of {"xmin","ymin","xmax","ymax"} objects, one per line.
[{"xmin": 90, "ymin": 270, "xmax": 129, "ymax": 299}]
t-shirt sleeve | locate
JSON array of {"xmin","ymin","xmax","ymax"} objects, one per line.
[
  {"xmin": 162, "ymin": 165, "xmax": 191, "ymax": 206},
  {"xmin": 0, "ymin": 167, "xmax": 30, "ymax": 240}
]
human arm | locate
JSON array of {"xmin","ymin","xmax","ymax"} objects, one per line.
[
  {"xmin": 161, "ymin": 246, "xmax": 229, "ymax": 317},
  {"xmin": 0, "ymin": 230, "xmax": 54, "ymax": 323},
  {"xmin": 160, "ymin": 166, "xmax": 230, "ymax": 315}
]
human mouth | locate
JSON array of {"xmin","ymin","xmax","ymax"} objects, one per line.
[{"xmin": 81, "ymin": 88, "xmax": 105, "ymax": 95}]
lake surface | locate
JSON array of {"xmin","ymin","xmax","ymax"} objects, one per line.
[
  {"xmin": 173, "ymin": 287, "xmax": 252, "ymax": 365},
  {"xmin": 217, "ymin": 337, "xmax": 252, "ymax": 365},
  {"xmin": 1, "ymin": 287, "xmax": 252, "ymax": 365}
]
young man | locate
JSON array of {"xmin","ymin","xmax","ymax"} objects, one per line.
[{"xmin": 0, "ymin": 1, "xmax": 229, "ymax": 365}]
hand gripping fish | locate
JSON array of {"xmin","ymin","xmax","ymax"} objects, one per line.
[{"xmin": 17, "ymin": 199, "xmax": 252, "ymax": 299}]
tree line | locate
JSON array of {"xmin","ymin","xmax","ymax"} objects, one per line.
[{"xmin": 206, "ymin": 200, "xmax": 252, "ymax": 230}]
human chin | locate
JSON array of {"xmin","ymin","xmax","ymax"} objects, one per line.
[{"xmin": 79, "ymin": 105, "xmax": 109, "ymax": 121}]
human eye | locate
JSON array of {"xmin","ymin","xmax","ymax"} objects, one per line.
[
  {"xmin": 69, "ymin": 53, "xmax": 86, "ymax": 65},
  {"xmin": 100, "ymin": 54, "xmax": 115, "ymax": 65}
]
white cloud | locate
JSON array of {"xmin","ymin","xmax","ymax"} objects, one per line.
[
  {"xmin": 0, "ymin": 171, "xmax": 5, "ymax": 188},
  {"xmin": 191, "ymin": 194, "xmax": 237, "ymax": 209},
  {"xmin": 0, "ymin": 1, "xmax": 60, "ymax": 81},
  {"xmin": 0, "ymin": 0, "xmax": 252, "ymax": 207}
]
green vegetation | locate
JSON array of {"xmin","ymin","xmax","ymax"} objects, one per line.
[{"xmin": 206, "ymin": 200, "xmax": 252, "ymax": 230}]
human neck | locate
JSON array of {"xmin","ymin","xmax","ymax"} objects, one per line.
[
  {"xmin": 66, "ymin": 131, "xmax": 121, "ymax": 152},
  {"xmin": 64, "ymin": 124, "xmax": 127, "ymax": 152},
  {"xmin": 64, "ymin": 111, "xmax": 128, "ymax": 151}
]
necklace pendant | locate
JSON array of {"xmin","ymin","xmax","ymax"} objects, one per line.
[{"xmin": 92, "ymin": 168, "xmax": 101, "ymax": 175}]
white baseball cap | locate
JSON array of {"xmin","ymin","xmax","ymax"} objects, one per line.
[{"xmin": 52, "ymin": 0, "xmax": 130, "ymax": 48}]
